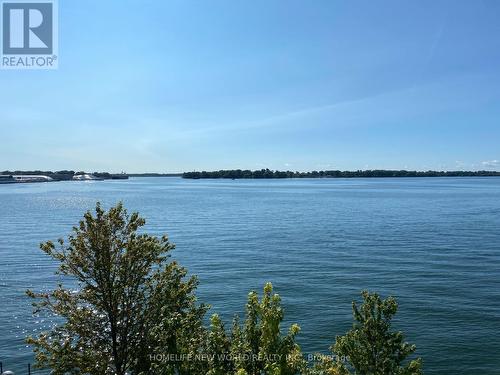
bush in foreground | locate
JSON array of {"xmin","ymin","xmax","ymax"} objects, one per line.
[
  {"xmin": 311, "ymin": 292, "xmax": 422, "ymax": 375},
  {"xmin": 205, "ymin": 282, "xmax": 306, "ymax": 375}
]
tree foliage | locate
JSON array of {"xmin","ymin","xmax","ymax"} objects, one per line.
[
  {"xmin": 330, "ymin": 291, "xmax": 422, "ymax": 375},
  {"xmin": 203, "ymin": 283, "xmax": 305, "ymax": 375},
  {"xmin": 26, "ymin": 202, "xmax": 207, "ymax": 375}
]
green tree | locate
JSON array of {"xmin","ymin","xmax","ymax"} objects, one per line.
[
  {"xmin": 227, "ymin": 282, "xmax": 306, "ymax": 375},
  {"xmin": 308, "ymin": 354, "xmax": 349, "ymax": 375},
  {"xmin": 331, "ymin": 291, "xmax": 422, "ymax": 375},
  {"xmin": 205, "ymin": 314, "xmax": 234, "ymax": 375},
  {"xmin": 137, "ymin": 259, "xmax": 208, "ymax": 375},
  {"xmin": 26, "ymin": 202, "xmax": 207, "ymax": 375}
]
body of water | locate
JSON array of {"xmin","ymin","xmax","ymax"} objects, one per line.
[{"xmin": 0, "ymin": 177, "xmax": 499, "ymax": 374}]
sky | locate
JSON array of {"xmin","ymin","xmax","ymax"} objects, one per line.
[{"xmin": 1, "ymin": 0, "xmax": 500, "ymax": 173}]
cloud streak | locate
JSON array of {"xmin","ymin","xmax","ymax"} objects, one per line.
[{"xmin": 481, "ymin": 160, "xmax": 499, "ymax": 168}]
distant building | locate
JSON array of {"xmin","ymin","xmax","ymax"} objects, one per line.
[
  {"xmin": 0, "ymin": 175, "xmax": 15, "ymax": 184},
  {"xmin": 13, "ymin": 175, "xmax": 53, "ymax": 183}
]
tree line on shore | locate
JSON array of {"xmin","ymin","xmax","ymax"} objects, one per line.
[
  {"xmin": 183, "ymin": 169, "xmax": 500, "ymax": 179},
  {"xmin": 27, "ymin": 203, "xmax": 423, "ymax": 375}
]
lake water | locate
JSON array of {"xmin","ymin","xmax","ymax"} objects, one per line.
[{"xmin": 1, "ymin": 177, "xmax": 499, "ymax": 374}]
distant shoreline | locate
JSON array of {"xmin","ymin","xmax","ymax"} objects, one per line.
[
  {"xmin": 182, "ymin": 169, "xmax": 500, "ymax": 179},
  {"xmin": 2, "ymin": 170, "xmax": 500, "ymax": 185}
]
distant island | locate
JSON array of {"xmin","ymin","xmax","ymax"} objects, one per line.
[{"xmin": 182, "ymin": 169, "xmax": 500, "ymax": 179}]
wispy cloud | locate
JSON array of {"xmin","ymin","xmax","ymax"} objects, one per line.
[
  {"xmin": 481, "ymin": 160, "xmax": 500, "ymax": 168},
  {"xmin": 166, "ymin": 82, "xmax": 444, "ymax": 140}
]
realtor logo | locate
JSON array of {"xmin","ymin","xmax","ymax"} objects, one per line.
[{"xmin": 1, "ymin": 0, "xmax": 58, "ymax": 69}]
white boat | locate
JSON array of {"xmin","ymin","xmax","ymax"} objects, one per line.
[{"xmin": 72, "ymin": 174, "xmax": 104, "ymax": 181}]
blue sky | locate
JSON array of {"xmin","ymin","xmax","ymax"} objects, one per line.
[{"xmin": 1, "ymin": 0, "xmax": 500, "ymax": 173}]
